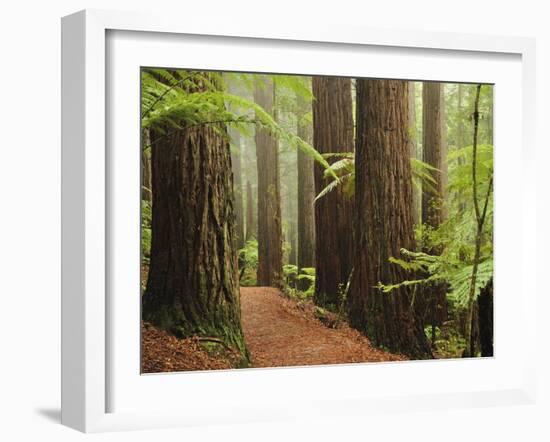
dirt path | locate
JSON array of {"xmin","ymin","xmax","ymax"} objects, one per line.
[{"xmin": 240, "ymin": 287, "xmax": 404, "ymax": 368}]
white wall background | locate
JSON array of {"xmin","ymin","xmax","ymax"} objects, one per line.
[{"xmin": 0, "ymin": 1, "xmax": 547, "ymax": 440}]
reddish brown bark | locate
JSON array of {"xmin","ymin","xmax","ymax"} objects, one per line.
[
  {"xmin": 245, "ymin": 180, "xmax": 256, "ymax": 240},
  {"xmin": 409, "ymin": 82, "xmax": 420, "ymax": 225},
  {"xmin": 254, "ymin": 76, "xmax": 283, "ymax": 287},
  {"xmin": 347, "ymin": 79, "xmax": 432, "ymax": 359},
  {"xmin": 296, "ymin": 92, "xmax": 315, "ymax": 274},
  {"xmin": 420, "ymin": 82, "xmax": 448, "ymax": 336},
  {"xmin": 142, "ymin": 75, "xmax": 247, "ymax": 360},
  {"xmin": 230, "ymin": 128, "xmax": 245, "ymax": 250},
  {"xmin": 312, "ymin": 77, "xmax": 354, "ymax": 308}
]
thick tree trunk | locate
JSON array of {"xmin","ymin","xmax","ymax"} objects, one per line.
[
  {"xmin": 420, "ymin": 82, "xmax": 448, "ymax": 335},
  {"xmin": 296, "ymin": 92, "xmax": 316, "ymax": 281},
  {"xmin": 347, "ymin": 79, "xmax": 432, "ymax": 359},
  {"xmin": 312, "ymin": 77, "xmax": 354, "ymax": 308},
  {"xmin": 142, "ymin": 80, "xmax": 247, "ymax": 360},
  {"xmin": 254, "ymin": 76, "xmax": 283, "ymax": 287},
  {"xmin": 230, "ymin": 128, "xmax": 245, "ymax": 250}
]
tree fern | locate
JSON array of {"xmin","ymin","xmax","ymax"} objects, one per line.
[
  {"xmin": 314, "ymin": 153, "xmax": 437, "ymax": 202},
  {"xmin": 141, "ymin": 68, "xmax": 335, "ymax": 177},
  {"xmin": 378, "ymin": 142, "xmax": 493, "ymax": 309}
]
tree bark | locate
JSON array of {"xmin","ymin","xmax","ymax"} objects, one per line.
[
  {"xmin": 142, "ymin": 76, "xmax": 247, "ymax": 361},
  {"xmin": 347, "ymin": 79, "xmax": 432, "ymax": 359},
  {"xmin": 457, "ymin": 84, "xmax": 467, "ymax": 214},
  {"xmin": 254, "ymin": 76, "xmax": 283, "ymax": 287},
  {"xmin": 312, "ymin": 77, "xmax": 354, "ymax": 308},
  {"xmin": 141, "ymin": 129, "xmax": 152, "ymax": 202},
  {"xmin": 288, "ymin": 220, "xmax": 297, "ymax": 266},
  {"xmin": 420, "ymin": 82, "xmax": 448, "ymax": 336},
  {"xmin": 409, "ymin": 82, "xmax": 420, "ymax": 225},
  {"xmin": 230, "ymin": 128, "xmax": 245, "ymax": 250},
  {"xmin": 422, "ymin": 82, "xmax": 446, "ymax": 229},
  {"xmin": 478, "ymin": 278, "xmax": 493, "ymax": 357},
  {"xmin": 296, "ymin": 92, "xmax": 316, "ymax": 280},
  {"xmin": 245, "ymin": 180, "xmax": 256, "ymax": 240}
]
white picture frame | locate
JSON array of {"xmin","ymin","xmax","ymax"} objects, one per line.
[{"xmin": 61, "ymin": 9, "xmax": 537, "ymax": 433}]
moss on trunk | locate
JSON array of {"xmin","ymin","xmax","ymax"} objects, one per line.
[{"xmin": 143, "ymin": 102, "xmax": 248, "ymax": 363}]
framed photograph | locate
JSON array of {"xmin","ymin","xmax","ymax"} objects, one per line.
[{"xmin": 61, "ymin": 9, "xmax": 537, "ymax": 433}]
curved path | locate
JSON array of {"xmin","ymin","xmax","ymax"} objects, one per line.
[{"xmin": 240, "ymin": 287, "xmax": 404, "ymax": 368}]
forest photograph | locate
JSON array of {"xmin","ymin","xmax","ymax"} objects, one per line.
[{"xmin": 140, "ymin": 69, "xmax": 494, "ymax": 373}]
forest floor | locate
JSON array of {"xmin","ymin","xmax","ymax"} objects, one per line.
[
  {"xmin": 141, "ymin": 287, "xmax": 405, "ymax": 373},
  {"xmin": 240, "ymin": 287, "xmax": 405, "ymax": 367}
]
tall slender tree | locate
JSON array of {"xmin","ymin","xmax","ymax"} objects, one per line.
[
  {"xmin": 287, "ymin": 219, "xmax": 297, "ymax": 266},
  {"xmin": 245, "ymin": 180, "xmax": 256, "ymax": 240},
  {"xmin": 420, "ymin": 82, "xmax": 448, "ymax": 340},
  {"xmin": 463, "ymin": 84, "xmax": 493, "ymax": 358},
  {"xmin": 143, "ymin": 74, "xmax": 248, "ymax": 360},
  {"xmin": 312, "ymin": 77, "xmax": 354, "ymax": 308},
  {"xmin": 254, "ymin": 76, "xmax": 283, "ymax": 287},
  {"xmin": 347, "ymin": 79, "xmax": 432, "ymax": 359},
  {"xmin": 141, "ymin": 129, "xmax": 152, "ymax": 202},
  {"xmin": 296, "ymin": 90, "xmax": 315, "ymax": 279},
  {"xmin": 409, "ymin": 82, "xmax": 420, "ymax": 225},
  {"xmin": 457, "ymin": 84, "xmax": 465, "ymax": 150}
]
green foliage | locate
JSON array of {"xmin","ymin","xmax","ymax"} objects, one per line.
[
  {"xmin": 238, "ymin": 239, "xmax": 258, "ymax": 286},
  {"xmin": 444, "ymin": 83, "xmax": 493, "ymax": 151},
  {"xmin": 447, "ymin": 144, "xmax": 493, "ymax": 215},
  {"xmin": 379, "ymin": 249, "xmax": 492, "ymax": 308},
  {"xmin": 445, "ymin": 259, "xmax": 493, "ymax": 308},
  {"xmin": 283, "ymin": 267, "xmax": 316, "ymax": 300},
  {"xmin": 141, "ymin": 200, "xmax": 152, "ymax": 264},
  {"xmin": 378, "ymin": 143, "xmax": 493, "ymax": 307},
  {"xmin": 298, "ymin": 266, "xmax": 316, "ymax": 278},
  {"xmin": 425, "ymin": 324, "xmax": 467, "ymax": 358},
  {"xmin": 410, "ymin": 158, "xmax": 438, "ymax": 194},
  {"xmin": 283, "ymin": 264, "xmax": 298, "ymax": 287},
  {"xmin": 272, "ymin": 75, "xmax": 313, "ymax": 102},
  {"xmin": 315, "ymin": 153, "xmax": 438, "ymax": 203},
  {"xmin": 314, "ymin": 153, "xmax": 354, "ymax": 202},
  {"xmin": 424, "ymin": 325, "xmax": 439, "ymax": 341},
  {"xmin": 297, "ymin": 267, "xmax": 316, "ymax": 298},
  {"xmin": 141, "ymin": 69, "xmax": 335, "ymax": 178}
]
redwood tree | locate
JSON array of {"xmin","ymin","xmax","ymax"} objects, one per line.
[
  {"xmin": 312, "ymin": 77, "xmax": 354, "ymax": 308},
  {"xmin": 142, "ymin": 75, "xmax": 247, "ymax": 360},
  {"xmin": 296, "ymin": 92, "xmax": 315, "ymax": 279},
  {"xmin": 254, "ymin": 76, "xmax": 283, "ymax": 286},
  {"xmin": 420, "ymin": 82, "xmax": 448, "ymax": 337},
  {"xmin": 409, "ymin": 82, "xmax": 420, "ymax": 225},
  {"xmin": 347, "ymin": 79, "xmax": 432, "ymax": 359},
  {"xmin": 245, "ymin": 180, "xmax": 256, "ymax": 240}
]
